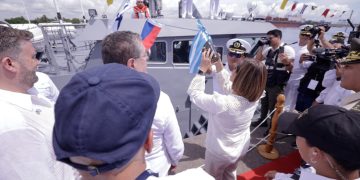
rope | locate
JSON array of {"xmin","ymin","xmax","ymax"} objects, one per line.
[
  {"xmin": 160, "ymin": 22, "xmax": 198, "ymax": 32},
  {"xmin": 247, "ymin": 134, "xmax": 271, "ymax": 153},
  {"xmin": 250, "ymin": 108, "xmax": 277, "ymax": 135}
]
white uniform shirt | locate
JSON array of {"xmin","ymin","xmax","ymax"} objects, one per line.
[
  {"xmin": 284, "ymin": 45, "xmax": 308, "ymax": 111},
  {"xmin": 145, "ymin": 91, "xmax": 184, "ymax": 177},
  {"xmin": 0, "ymin": 89, "xmax": 76, "ymax": 180},
  {"xmin": 148, "ymin": 167, "xmax": 214, "ymax": 179},
  {"xmin": 187, "ymin": 71, "xmax": 259, "ymax": 161},
  {"xmin": 316, "ymin": 80, "xmax": 354, "ymax": 106},
  {"xmin": 316, "ymin": 69, "xmax": 354, "ymax": 106},
  {"xmin": 289, "ymin": 44, "xmax": 308, "ymax": 81},
  {"xmin": 212, "ymin": 64, "xmax": 231, "ymax": 95},
  {"xmin": 340, "ymin": 91, "xmax": 360, "ymax": 110},
  {"xmin": 28, "ymin": 72, "xmax": 59, "ymax": 103}
]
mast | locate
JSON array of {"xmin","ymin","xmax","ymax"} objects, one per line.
[
  {"xmin": 80, "ymin": 0, "xmax": 87, "ymax": 23},
  {"xmin": 53, "ymin": 0, "xmax": 63, "ymax": 24}
]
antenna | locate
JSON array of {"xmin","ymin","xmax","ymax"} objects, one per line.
[{"xmin": 347, "ymin": 19, "xmax": 355, "ymax": 31}]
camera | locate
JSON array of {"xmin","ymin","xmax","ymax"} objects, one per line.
[
  {"xmin": 309, "ymin": 46, "xmax": 349, "ymax": 69},
  {"xmin": 347, "ymin": 19, "xmax": 360, "ymax": 44},
  {"xmin": 257, "ymin": 37, "xmax": 271, "ymax": 46},
  {"xmin": 309, "ymin": 24, "xmax": 331, "ymax": 39}
]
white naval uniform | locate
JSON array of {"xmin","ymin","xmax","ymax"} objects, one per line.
[
  {"xmin": 210, "ymin": 0, "xmax": 220, "ymax": 19},
  {"xmin": 315, "ymin": 69, "xmax": 354, "ymax": 106},
  {"xmin": 340, "ymin": 91, "xmax": 360, "ymax": 110},
  {"xmin": 284, "ymin": 44, "xmax": 308, "ymax": 112},
  {"xmin": 181, "ymin": 0, "xmax": 193, "ymax": 18}
]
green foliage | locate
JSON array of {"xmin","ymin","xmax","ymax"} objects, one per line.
[
  {"xmin": 5, "ymin": 16, "xmax": 29, "ymax": 24},
  {"xmin": 30, "ymin": 15, "xmax": 55, "ymax": 24},
  {"xmin": 5, "ymin": 15, "xmax": 82, "ymax": 24}
]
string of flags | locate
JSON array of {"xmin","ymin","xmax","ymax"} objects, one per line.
[{"xmin": 279, "ymin": 0, "xmax": 350, "ymax": 18}]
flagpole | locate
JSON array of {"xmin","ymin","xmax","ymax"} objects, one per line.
[{"xmin": 21, "ymin": 0, "xmax": 31, "ymax": 24}]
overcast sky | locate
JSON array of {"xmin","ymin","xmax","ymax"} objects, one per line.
[{"xmin": 0, "ymin": 0, "xmax": 359, "ymax": 23}]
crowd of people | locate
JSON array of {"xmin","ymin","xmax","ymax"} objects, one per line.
[
  {"xmin": 0, "ymin": 20, "xmax": 360, "ymax": 180},
  {"xmin": 133, "ymin": 0, "xmax": 222, "ymax": 19}
]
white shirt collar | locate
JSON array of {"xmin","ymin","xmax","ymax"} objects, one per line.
[{"xmin": 0, "ymin": 89, "xmax": 52, "ymax": 111}]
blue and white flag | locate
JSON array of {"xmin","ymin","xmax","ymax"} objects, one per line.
[
  {"xmin": 110, "ymin": 0, "xmax": 131, "ymax": 32},
  {"xmin": 189, "ymin": 20, "xmax": 212, "ymax": 74}
]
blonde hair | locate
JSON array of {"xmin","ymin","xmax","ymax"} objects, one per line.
[{"xmin": 232, "ymin": 59, "xmax": 267, "ymax": 102}]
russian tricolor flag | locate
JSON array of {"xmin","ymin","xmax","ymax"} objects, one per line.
[{"xmin": 141, "ymin": 19, "xmax": 162, "ymax": 50}]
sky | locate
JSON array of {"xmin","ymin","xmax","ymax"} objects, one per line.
[{"xmin": 0, "ymin": 0, "xmax": 359, "ymax": 23}]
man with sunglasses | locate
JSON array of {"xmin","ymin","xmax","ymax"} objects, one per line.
[
  {"xmin": 252, "ymin": 29, "xmax": 295, "ymax": 128},
  {"xmin": 212, "ymin": 38, "xmax": 251, "ymax": 94}
]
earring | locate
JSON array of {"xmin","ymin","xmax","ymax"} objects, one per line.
[{"xmin": 310, "ymin": 151, "xmax": 318, "ymax": 164}]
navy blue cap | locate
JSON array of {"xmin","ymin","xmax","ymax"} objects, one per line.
[
  {"xmin": 53, "ymin": 63, "xmax": 160, "ymax": 175},
  {"xmin": 287, "ymin": 105, "xmax": 360, "ymax": 168}
]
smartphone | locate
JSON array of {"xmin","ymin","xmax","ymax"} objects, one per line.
[
  {"xmin": 279, "ymin": 46, "xmax": 285, "ymax": 54},
  {"xmin": 203, "ymin": 41, "xmax": 220, "ymax": 63}
]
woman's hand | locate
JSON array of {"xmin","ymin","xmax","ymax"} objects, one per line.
[
  {"xmin": 200, "ymin": 49, "xmax": 213, "ymax": 73},
  {"xmin": 264, "ymin": 170, "xmax": 277, "ymax": 180},
  {"xmin": 214, "ymin": 53, "xmax": 223, "ymax": 73}
]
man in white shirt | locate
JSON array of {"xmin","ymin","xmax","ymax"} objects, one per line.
[
  {"xmin": 212, "ymin": 38, "xmax": 251, "ymax": 95},
  {"xmin": 252, "ymin": 29, "xmax": 295, "ymax": 128},
  {"xmin": 53, "ymin": 63, "xmax": 214, "ymax": 180},
  {"xmin": 101, "ymin": 31, "xmax": 184, "ymax": 176},
  {"xmin": 0, "ymin": 26, "xmax": 75, "ymax": 179},
  {"xmin": 314, "ymin": 68, "xmax": 353, "ymax": 106},
  {"xmin": 283, "ymin": 25, "xmax": 311, "ymax": 112}
]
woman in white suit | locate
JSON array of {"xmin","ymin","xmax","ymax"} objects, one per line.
[{"xmin": 187, "ymin": 50, "xmax": 267, "ymax": 180}]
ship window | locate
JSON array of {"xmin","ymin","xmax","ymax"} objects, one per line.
[
  {"xmin": 149, "ymin": 42, "xmax": 166, "ymax": 62},
  {"xmin": 173, "ymin": 40, "xmax": 191, "ymax": 63},
  {"xmin": 173, "ymin": 41, "xmax": 224, "ymax": 64}
]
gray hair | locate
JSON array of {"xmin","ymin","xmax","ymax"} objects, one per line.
[{"xmin": 101, "ymin": 31, "xmax": 143, "ymax": 65}]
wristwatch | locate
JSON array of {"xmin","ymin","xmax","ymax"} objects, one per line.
[{"xmin": 198, "ymin": 69, "xmax": 205, "ymax": 75}]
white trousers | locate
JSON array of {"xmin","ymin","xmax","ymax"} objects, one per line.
[
  {"xmin": 210, "ymin": 0, "xmax": 220, "ymax": 18},
  {"xmin": 204, "ymin": 134, "xmax": 250, "ymax": 180},
  {"xmin": 181, "ymin": 0, "xmax": 193, "ymax": 17},
  {"xmin": 284, "ymin": 79, "xmax": 300, "ymax": 112}
]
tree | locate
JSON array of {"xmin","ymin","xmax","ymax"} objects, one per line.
[
  {"xmin": 5, "ymin": 16, "xmax": 29, "ymax": 24},
  {"xmin": 31, "ymin": 15, "xmax": 55, "ymax": 24},
  {"xmin": 70, "ymin": 18, "xmax": 81, "ymax": 24}
]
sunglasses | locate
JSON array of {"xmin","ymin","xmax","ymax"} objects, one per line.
[{"xmin": 228, "ymin": 52, "xmax": 244, "ymax": 58}]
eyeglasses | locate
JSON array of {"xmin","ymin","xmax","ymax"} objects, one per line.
[{"xmin": 228, "ymin": 52, "xmax": 244, "ymax": 58}]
